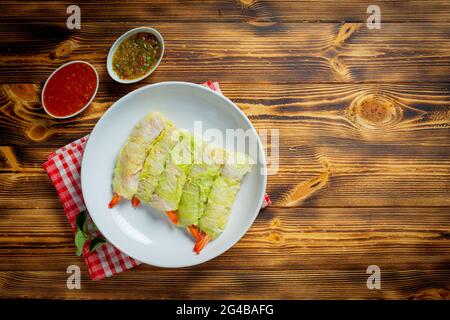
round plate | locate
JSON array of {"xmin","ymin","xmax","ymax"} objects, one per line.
[{"xmin": 81, "ymin": 82, "xmax": 267, "ymax": 267}]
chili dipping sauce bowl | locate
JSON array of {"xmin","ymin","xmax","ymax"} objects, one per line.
[
  {"xmin": 107, "ymin": 27, "xmax": 165, "ymax": 84},
  {"xmin": 41, "ymin": 60, "xmax": 99, "ymax": 119}
]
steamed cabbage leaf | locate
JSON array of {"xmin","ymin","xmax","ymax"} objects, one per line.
[
  {"xmin": 199, "ymin": 152, "xmax": 253, "ymax": 238},
  {"xmin": 151, "ymin": 130, "xmax": 194, "ymax": 211},
  {"xmin": 136, "ymin": 125, "xmax": 180, "ymax": 203},
  {"xmin": 112, "ymin": 112, "xmax": 168, "ymax": 199},
  {"xmin": 177, "ymin": 143, "xmax": 224, "ymax": 227}
]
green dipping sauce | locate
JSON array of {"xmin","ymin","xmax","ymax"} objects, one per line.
[{"xmin": 112, "ymin": 32, "xmax": 161, "ymax": 80}]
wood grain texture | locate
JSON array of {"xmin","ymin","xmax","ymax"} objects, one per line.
[
  {"xmin": 1, "ymin": 82, "xmax": 449, "ymax": 147},
  {"xmin": 1, "ymin": 207, "xmax": 449, "ymax": 272},
  {"xmin": 1, "ymin": 83, "xmax": 449, "ymax": 208},
  {"xmin": 1, "ymin": 0, "xmax": 450, "ymax": 23},
  {"xmin": 1, "ymin": 270, "xmax": 449, "ymax": 299},
  {"xmin": 0, "ymin": 0, "xmax": 449, "ymax": 300},
  {"xmin": 1, "ymin": 22, "xmax": 450, "ymax": 83}
]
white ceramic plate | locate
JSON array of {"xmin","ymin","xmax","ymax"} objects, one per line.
[{"xmin": 81, "ymin": 82, "xmax": 267, "ymax": 267}]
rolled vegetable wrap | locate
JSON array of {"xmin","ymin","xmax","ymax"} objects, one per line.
[
  {"xmin": 151, "ymin": 130, "xmax": 194, "ymax": 212},
  {"xmin": 199, "ymin": 152, "xmax": 253, "ymax": 238},
  {"xmin": 177, "ymin": 143, "xmax": 224, "ymax": 227},
  {"xmin": 112, "ymin": 112, "xmax": 168, "ymax": 199},
  {"xmin": 136, "ymin": 125, "xmax": 180, "ymax": 203}
]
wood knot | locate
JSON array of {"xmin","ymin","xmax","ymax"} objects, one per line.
[
  {"xmin": 284, "ymin": 169, "xmax": 329, "ymax": 207},
  {"xmin": 329, "ymin": 57, "xmax": 351, "ymax": 81},
  {"xmin": 27, "ymin": 120, "xmax": 53, "ymax": 142},
  {"xmin": 334, "ymin": 23, "xmax": 361, "ymax": 47},
  {"xmin": 2, "ymin": 84, "xmax": 39, "ymax": 107},
  {"xmin": 347, "ymin": 93, "xmax": 402, "ymax": 130},
  {"xmin": 0, "ymin": 146, "xmax": 20, "ymax": 171},
  {"xmin": 238, "ymin": 0, "xmax": 276, "ymax": 25},
  {"xmin": 409, "ymin": 288, "xmax": 449, "ymax": 300},
  {"xmin": 270, "ymin": 218, "xmax": 282, "ymax": 229},
  {"xmin": 50, "ymin": 39, "xmax": 78, "ymax": 60},
  {"xmin": 268, "ymin": 232, "xmax": 284, "ymax": 245},
  {"xmin": 88, "ymin": 101, "xmax": 111, "ymax": 115},
  {"xmin": 238, "ymin": 0, "xmax": 256, "ymax": 6}
]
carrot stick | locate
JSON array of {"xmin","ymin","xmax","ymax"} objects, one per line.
[
  {"xmin": 188, "ymin": 225, "xmax": 202, "ymax": 241},
  {"xmin": 131, "ymin": 196, "xmax": 140, "ymax": 208},
  {"xmin": 108, "ymin": 193, "xmax": 122, "ymax": 209},
  {"xmin": 165, "ymin": 211, "xmax": 178, "ymax": 225},
  {"xmin": 194, "ymin": 234, "xmax": 211, "ymax": 254}
]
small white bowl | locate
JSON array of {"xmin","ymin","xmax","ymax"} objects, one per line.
[
  {"xmin": 41, "ymin": 60, "xmax": 99, "ymax": 119},
  {"xmin": 107, "ymin": 27, "xmax": 165, "ymax": 84}
]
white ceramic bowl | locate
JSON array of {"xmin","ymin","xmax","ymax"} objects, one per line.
[
  {"xmin": 107, "ymin": 27, "xmax": 165, "ymax": 84},
  {"xmin": 81, "ymin": 82, "xmax": 267, "ymax": 267},
  {"xmin": 41, "ymin": 60, "xmax": 99, "ymax": 119}
]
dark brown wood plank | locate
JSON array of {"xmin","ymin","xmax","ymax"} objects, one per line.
[
  {"xmin": 1, "ymin": 146, "xmax": 449, "ymax": 208},
  {"xmin": 1, "ymin": 22, "xmax": 450, "ymax": 83},
  {"xmin": 0, "ymin": 269, "xmax": 449, "ymax": 299},
  {"xmin": 3, "ymin": 144, "xmax": 450, "ymax": 174},
  {"xmin": 1, "ymin": 82, "xmax": 449, "ymax": 147},
  {"xmin": 1, "ymin": 170, "xmax": 449, "ymax": 208},
  {"xmin": 1, "ymin": 1, "xmax": 450, "ymax": 23},
  {"xmin": 0, "ymin": 207, "xmax": 449, "ymax": 273}
]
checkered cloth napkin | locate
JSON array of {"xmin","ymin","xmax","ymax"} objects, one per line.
[{"xmin": 43, "ymin": 81, "xmax": 271, "ymax": 281}]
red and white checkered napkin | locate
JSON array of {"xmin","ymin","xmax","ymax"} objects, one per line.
[{"xmin": 43, "ymin": 81, "xmax": 271, "ymax": 281}]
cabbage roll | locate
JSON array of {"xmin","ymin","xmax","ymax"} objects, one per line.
[
  {"xmin": 136, "ymin": 125, "xmax": 180, "ymax": 203},
  {"xmin": 112, "ymin": 112, "xmax": 168, "ymax": 199},
  {"xmin": 199, "ymin": 152, "xmax": 253, "ymax": 238},
  {"xmin": 177, "ymin": 143, "xmax": 224, "ymax": 227},
  {"xmin": 151, "ymin": 130, "xmax": 194, "ymax": 212}
]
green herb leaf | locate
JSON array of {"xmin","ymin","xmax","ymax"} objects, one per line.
[
  {"xmin": 82, "ymin": 216, "xmax": 89, "ymax": 234},
  {"xmin": 75, "ymin": 211, "xmax": 87, "ymax": 232},
  {"xmin": 89, "ymin": 237, "xmax": 107, "ymax": 252},
  {"xmin": 75, "ymin": 230, "xmax": 88, "ymax": 256}
]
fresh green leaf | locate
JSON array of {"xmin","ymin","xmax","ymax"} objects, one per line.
[
  {"xmin": 82, "ymin": 216, "xmax": 89, "ymax": 234},
  {"xmin": 75, "ymin": 211, "xmax": 87, "ymax": 232},
  {"xmin": 89, "ymin": 237, "xmax": 107, "ymax": 252},
  {"xmin": 75, "ymin": 230, "xmax": 88, "ymax": 256}
]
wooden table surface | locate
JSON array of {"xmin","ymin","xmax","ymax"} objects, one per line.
[{"xmin": 0, "ymin": 0, "xmax": 449, "ymax": 300}]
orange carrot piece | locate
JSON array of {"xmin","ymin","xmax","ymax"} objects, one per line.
[
  {"xmin": 165, "ymin": 211, "xmax": 178, "ymax": 225},
  {"xmin": 194, "ymin": 234, "xmax": 211, "ymax": 254},
  {"xmin": 188, "ymin": 225, "xmax": 202, "ymax": 241},
  {"xmin": 131, "ymin": 196, "xmax": 140, "ymax": 208},
  {"xmin": 108, "ymin": 193, "xmax": 122, "ymax": 209}
]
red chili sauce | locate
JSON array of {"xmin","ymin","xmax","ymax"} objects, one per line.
[{"xmin": 43, "ymin": 62, "xmax": 97, "ymax": 117}]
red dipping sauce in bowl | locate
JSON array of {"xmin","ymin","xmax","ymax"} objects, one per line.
[{"xmin": 42, "ymin": 61, "xmax": 98, "ymax": 119}]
